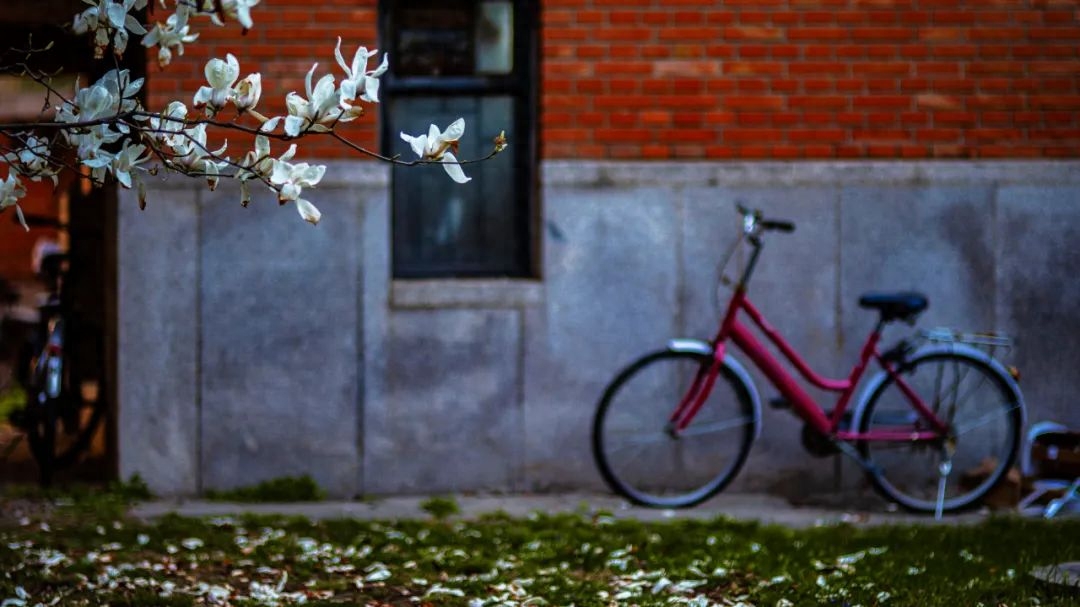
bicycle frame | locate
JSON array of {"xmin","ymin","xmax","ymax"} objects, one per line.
[{"xmin": 669, "ymin": 284, "xmax": 949, "ymax": 446}]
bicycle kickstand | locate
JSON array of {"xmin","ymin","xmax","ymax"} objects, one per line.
[{"xmin": 934, "ymin": 441, "xmax": 956, "ymax": 521}]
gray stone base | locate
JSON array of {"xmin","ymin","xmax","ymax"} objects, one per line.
[{"xmin": 118, "ymin": 160, "xmax": 1080, "ymax": 498}]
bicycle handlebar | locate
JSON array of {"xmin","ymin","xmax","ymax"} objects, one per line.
[
  {"xmin": 761, "ymin": 219, "xmax": 795, "ymax": 232},
  {"xmin": 736, "ymin": 203, "xmax": 796, "ymax": 234}
]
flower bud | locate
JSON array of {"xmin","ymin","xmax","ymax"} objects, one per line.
[{"xmin": 233, "ymin": 73, "xmax": 262, "ymax": 113}]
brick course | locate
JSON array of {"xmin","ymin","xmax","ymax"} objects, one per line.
[{"xmin": 151, "ymin": 1, "xmax": 1080, "ymax": 160}]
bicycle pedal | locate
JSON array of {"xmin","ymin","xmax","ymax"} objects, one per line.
[{"xmin": 769, "ymin": 396, "xmax": 790, "ymax": 409}]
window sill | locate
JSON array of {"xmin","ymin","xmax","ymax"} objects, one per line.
[{"xmin": 390, "ymin": 279, "xmax": 544, "ymax": 309}]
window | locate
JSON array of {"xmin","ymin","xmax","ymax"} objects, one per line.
[{"xmin": 381, "ymin": 0, "xmax": 537, "ymax": 278}]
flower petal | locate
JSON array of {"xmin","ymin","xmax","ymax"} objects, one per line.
[
  {"xmin": 368, "ymin": 53, "xmax": 389, "ymax": 78},
  {"xmin": 14, "ymin": 204, "xmax": 28, "ymax": 232},
  {"xmin": 440, "ymin": 152, "xmax": 471, "ymax": 184},
  {"xmin": 334, "ymin": 37, "xmax": 350, "ymax": 76},
  {"xmin": 225, "ymin": 54, "xmax": 240, "ymax": 85},
  {"xmin": 259, "ymin": 116, "xmax": 281, "ymax": 133},
  {"xmin": 304, "ymin": 63, "xmax": 318, "ymax": 98},
  {"xmin": 284, "ymin": 92, "xmax": 309, "ymax": 118},
  {"xmin": 400, "ymin": 133, "xmax": 427, "ymax": 159},
  {"xmin": 350, "ymin": 46, "xmax": 370, "ymax": 78},
  {"xmin": 284, "ymin": 115, "xmax": 307, "ymax": 137},
  {"xmin": 269, "ymin": 160, "xmax": 291, "ymax": 185},
  {"xmin": 106, "ymin": 3, "xmax": 127, "ymax": 28},
  {"xmin": 441, "ymin": 118, "xmax": 465, "ymax": 143},
  {"xmin": 311, "ymin": 74, "xmax": 338, "ymax": 114},
  {"xmin": 339, "ymin": 80, "xmax": 358, "ymax": 104},
  {"xmin": 125, "ymin": 13, "xmax": 147, "ymax": 35},
  {"xmin": 279, "ymin": 144, "xmax": 298, "ymax": 163},
  {"xmin": 298, "ymin": 164, "xmax": 326, "ymax": 187},
  {"xmin": 254, "ymin": 135, "xmax": 270, "ymax": 158},
  {"xmin": 296, "ymin": 198, "xmax": 321, "ymax": 225},
  {"xmin": 360, "ymin": 76, "xmax": 380, "ymax": 103}
]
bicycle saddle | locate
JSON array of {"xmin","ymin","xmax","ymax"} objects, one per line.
[{"xmin": 858, "ymin": 291, "xmax": 928, "ymax": 322}]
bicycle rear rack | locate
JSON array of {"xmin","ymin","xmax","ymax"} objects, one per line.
[{"xmin": 919, "ymin": 327, "xmax": 1014, "ymax": 360}]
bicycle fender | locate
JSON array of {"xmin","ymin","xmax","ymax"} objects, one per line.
[
  {"xmin": 666, "ymin": 338, "xmax": 713, "ymax": 356},
  {"xmin": 850, "ymin": 342, "xmax": 1027, "ymax": 433},
  {"xmin": 666, "ymin": 339, "xmax": 763, "ymax": 440}
]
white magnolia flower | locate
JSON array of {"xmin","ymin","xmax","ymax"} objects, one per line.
[
  {"xmin": 4, "ymin": 136, "xmax": 58, "ymax": 186},
  {"xmin": 169, "ymin": 124, "xmax": 229, "ymax": 190},
  {"xmin": 56, "ymin": 69, "xmax": 141, "ymax": 163},
  {"xmin": 147, "ymin": 101, "xmax": 189, "ymax": 147},
  {"xmin": 400, "ymin": 118, "xmax": 471, "ymax": 184},
  {"xmin": 283, "ymin": 64, "xmax": 340, "ymax": 137},
  {"xmin": 269, "ymin": 158, "xmax": 326, "ymax": 224},
  {"xmin": 68, "ymin": 125, "xmax": 123, "ymax": 163},
  {"xmin": 81, "ymin": 150, "xmax": 116, "ymax": 184},
  {"xmin": 236, "ymin": 135, "xmax": 296, "ymax": 206},
  {"xmin": 58, "ymin": 78, "xmax": 117, "ymax": 123},
  {"xmin": 193, "ymin": 54, "xmax": 240, "ymax": 116},
  {"xmin": 239, "ymin": 135, "xmax": 295, "ymax": 180},
  {"xmin": 0, "ymin": 172, "xmax": 28, "ymax": 231},
  {"xmin": 142, "ymin": 8, "xmax": 199, "ymax": 68},
  {"xmin": 232, "ymin": 73, "xmax": 262, "ymax": 113},
  {"xmin": 97, "ymin": 68, "xmax": 144, "ymax": 115},
  {"xmin": 209, "ymin": 0, "xmax": 260, "ymax": 30},
  {"xmin": 110, "ymin": 141, "xmax": 152, "ymax": 188},
  {"xmin": 61, "ymin": 69, "xmax": 143, "ymax": 124},
  {"xmin": 73, "ymin": 0, "xmax": 148, "ymax": 58},
  {"xmin": 334, "ymin": 37, "xmax": 388, "ymax": 106}
]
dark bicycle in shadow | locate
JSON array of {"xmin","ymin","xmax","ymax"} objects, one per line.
[{"xmin": 2, "ymin": 213, "xmax": 107, "ymax": 486}]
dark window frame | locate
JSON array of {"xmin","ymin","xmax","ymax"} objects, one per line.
[{"xmin": 379, "ymin": 0, "xmax": 539, "ymax": 279}]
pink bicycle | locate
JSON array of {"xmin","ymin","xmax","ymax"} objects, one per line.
[{"xmin": 592, "ymin": 205, "xmax": 1026, "ymax": 515}]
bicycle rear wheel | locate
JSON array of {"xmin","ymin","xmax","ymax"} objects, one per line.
[
  {"xmin": 856, "ymin": 349, "xmax": 1023, "ymax": 513},
  {"xmin": 592, "ymin": 350, "xmax": 757, "ymax": 508}
]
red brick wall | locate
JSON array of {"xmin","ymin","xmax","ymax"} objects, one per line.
[
  {"xmin": 149, "ymin": 1, "xmax": 1080, "ymax": 161},
  {"xmin": 145, "ymin": 0, "xmax": 380, "ymax": 159},
  {"xmin": 542, "ymin": 0, "xmax": 1080, "ymax": 159},
  {"xmin": 0, "ymin": 178, "xmax": 60, "ymax": 281}
]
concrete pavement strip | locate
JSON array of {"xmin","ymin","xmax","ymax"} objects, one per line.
[{"xmin": 129, "ymin": 493, "xmax": 995, "ymax": 528}]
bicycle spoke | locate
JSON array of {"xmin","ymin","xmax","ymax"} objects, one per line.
[
  {"xmin": 603, "ymin": 436, "xmax": 661, "ymax": 470},
  {"xmin": 953, "ymin": 404, "xmax": 1021, "ymax": 437},
  {"xmin": 950, "ymin": 372, "xmax": 991, "ymax": 419},
  {"xmin": 927, "ymin": 359, "xmax": 989, "ymax": 427},
  {"xmin": 931, "ymin": 362, "xmax": 944, "ymax": 414},
  {"xmin": 676, "ymin": 416, "xmax": 754, "ymax": 438},
  {"xmin": 604, "ymin": 428, "xmax": 671, "ymax": 447}
]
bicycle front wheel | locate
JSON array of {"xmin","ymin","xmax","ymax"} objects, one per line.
[
  {"xmin": 592, "ymin": 350, "xmax": 757, "ymax": 508},
  {"xmin": 25, "ymin": 390, "xmax": 59, "ymax": 486},
  {"xmin": 24, "ymin": 354, "xmax": 107, "ymax": 485},
  {"xmin": 856, "ymin": 350, "xmax": 1023, "ymax": 513}
]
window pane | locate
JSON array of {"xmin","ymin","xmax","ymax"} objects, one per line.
[
  {"xmin": 392, "ymin": 0, "xmax": 476, "ymax": 77},
  {"xmin": 391, "ymin": 96, "xmax": 525, "ymax": 276},
  {"xmin": 475, "ymin": 2, "xmax": 513, "ymax": 75}
]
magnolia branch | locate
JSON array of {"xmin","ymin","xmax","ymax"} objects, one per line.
[{"xmin": 0, "ymin": 0, "xmax": 507, "ymax": 229}]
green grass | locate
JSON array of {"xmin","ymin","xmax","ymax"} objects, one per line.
[
  {"xmin": 2, "ymin": 487, "xmax": 1079, "ymax": 606},
  {"xmin": 0, "ymin": 386, "xmax": 24, "ymax": 423},
  {"xmin": 202, "ymin": 475, "xmax": 326, "ymax": 502},
  {"xmin": 420, "ymin": 495, "xmax": 461, "ymax": 520}
]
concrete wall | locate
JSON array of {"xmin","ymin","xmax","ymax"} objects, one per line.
[{"xmin": 118, "ymin": 161, "xmax": 1080, "ymax": 497}]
